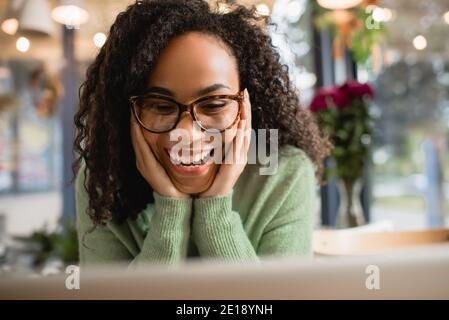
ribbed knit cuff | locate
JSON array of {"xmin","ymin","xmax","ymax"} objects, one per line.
[
  {"xmin": 192, "ymin": 190, "xmax": 259, "ymax": 261},
  {"xmin": 151, "ymin": 192, "xmax": 193, "ymax": 235},
  {"xmin": 193, "ymin": 189, "xmax": 233, "ymax": 222}
]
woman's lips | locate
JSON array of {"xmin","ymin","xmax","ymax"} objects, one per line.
[{"xmin": 164, "ymin": 148, "xmax": 213, "ymax": 176}]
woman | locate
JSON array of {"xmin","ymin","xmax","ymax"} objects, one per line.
[{"xmin": 74, "ymin": 0, "xmax": 331, "ymax": 267}]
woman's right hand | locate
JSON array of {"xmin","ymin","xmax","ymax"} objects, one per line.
[{"xmin": 130, "ymin": 113, "xmax": 189, "ymax": 199}]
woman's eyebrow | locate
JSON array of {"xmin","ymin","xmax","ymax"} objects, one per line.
[
  {"xmin": 146, "ymin": 86, "xmax": 174, "ymax": 96},
  {"xmin": 146, "ymin": 83, "xmax": 230, "ymax": 97},
  {"xmin": 196, "ymin": 83, "xmax": 231, "ymax": 96}
]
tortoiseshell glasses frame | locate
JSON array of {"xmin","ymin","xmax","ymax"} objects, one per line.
[{"xmin": 129, "ymin": 89, "xmax": 245, "ymax": 133}]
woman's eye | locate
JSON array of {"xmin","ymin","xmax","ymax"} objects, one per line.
[
  {"xmin": 150, "ymin": 104, "xmax": 177, "ymax": 114},
  {"xmin": 202, "ymin": 103, "xmax": 226, "ymax": 111}
]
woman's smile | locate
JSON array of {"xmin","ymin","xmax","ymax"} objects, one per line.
[{"xmin": 164, "ymin": 147, "xmax": 215, "ymax": 176}]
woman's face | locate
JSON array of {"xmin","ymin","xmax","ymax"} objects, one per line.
[{"xmin": 141, "ymin": 32, "xmax": 240, "ymax": 195}]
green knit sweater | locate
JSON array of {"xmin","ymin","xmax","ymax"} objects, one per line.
[{"xmin": 76, "ymin": 145, "xmax": 317, "ymax": 268}]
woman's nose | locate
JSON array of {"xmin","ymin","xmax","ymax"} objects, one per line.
[{"xmin": 173, "ymin": 112, "xmax": 202, "ymax": 144}]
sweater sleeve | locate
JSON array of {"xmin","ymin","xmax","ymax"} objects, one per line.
[
  {"xmin": 192, "ymin": 191, "xmax": 260, "ymax": 262},
  {"xmin": 127, "ymin": 192, "xmax": 192, "ymax": 268},
  {"xmin": 75, "ymin": 164, "xmax": 192, "ymax": 268},
  {"xmin": 256, "ymin": 155, "xmax": 316, "ymax": 257},
  {"xmin": 191, "ymin": 153, "xmax": 316, "ymax": 262}
]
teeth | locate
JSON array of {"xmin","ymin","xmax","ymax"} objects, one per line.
[
  {"xmin": 193, "ymin": 153, "xmax": 202, "ymax": 163},
  {"xmin": 169, "ymin": 149, "xmax": 212, "ymax": 166}
]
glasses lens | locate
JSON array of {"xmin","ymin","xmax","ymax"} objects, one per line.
[
  {"xmin": 134, "ymin": 97, "xmax": 179, "ymax": 132},
  {"xmin": 195, "ymin": 98, "xmax": 239, "ymax": 131}
]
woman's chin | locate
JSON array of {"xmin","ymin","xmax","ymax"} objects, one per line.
[
  {"xmin": 173, "ymin": 179, "xmax": 213, "ymax": 195},
  {"xmin": 173, "ymin": 180, "xmax": 211, "ymax": 195},
  {"xmin": 169, "ymin": 167, "xmax": 219, "ymax": 195}
]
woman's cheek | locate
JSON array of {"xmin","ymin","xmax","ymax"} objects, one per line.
[
  {"xmin": 142, "ymin": 131, "xmax": 162, "ymax": 159},
  {"xmin": 221, "ymin": 123, "xmax": 238, "ymax": 155},
  {"xmin": 223, "ymin": 123, "xmax": 238, "ymax": 144}
]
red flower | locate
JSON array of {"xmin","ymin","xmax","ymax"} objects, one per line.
[
  {"xmin": 310, "ymin": 87, "xmax": 349, "ymax": 112},
  {"xmin": 339, "ymin": 80, "xmax": 374, "ymax": 99}
]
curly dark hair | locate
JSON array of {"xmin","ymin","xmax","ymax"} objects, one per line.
[{"xmin": 73, "ymin": 0, "xmax": 332, "ymax": 227}]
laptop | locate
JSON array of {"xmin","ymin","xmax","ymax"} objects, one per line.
[{"xmin": 1, "ymin": 243, "xmax": 448, "ymax": 299}]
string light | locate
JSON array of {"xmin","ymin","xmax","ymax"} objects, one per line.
[
  {"xmin": 412, "ymin": 35, "xmax": 427, "ymax": 50},
  {"xmin": 16, "ymin": 37, "xmax": 30, "ymax": 52},
  {"xmin": 443, "ymin": 11, "xmax": 449, "ymax": 24},
  {"xmin": 93, "ymin": 32, "xmax": 106, "ymax": 48},
  {"xmin": 256, "ymin": 3, "xmax": 270, "ymax": 16}
]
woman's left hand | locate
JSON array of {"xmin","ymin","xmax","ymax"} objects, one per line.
[{"xmin": 198, "ymin": 88, "xmax": 252, "ymax": 198}]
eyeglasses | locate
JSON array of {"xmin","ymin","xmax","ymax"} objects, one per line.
[{"xmin": 129, "ymin": 89, "xmax": 245, "ymax": 133}]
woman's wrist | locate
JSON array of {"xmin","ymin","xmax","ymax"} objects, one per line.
[
  {"xmin": 197, "ymin": 188, "xmax": 233, "ymax": 199},
  {"xmin": 153, "ymin": 187, "xmax": 190, "ymax": 199},
  {"xmin": 198, "ymin": 182, "xmax": 234, "ymax": 198},
  {"xmin": 153, "ymin": 190, "xmax": 191, "ymax": 200},
  {"xmin": 194, "ymin": 189, "xmax": 233, "ymax": 211},
  {"xmin": 153, "ymin": 191, "xmax": 193, "ymax": 218}
]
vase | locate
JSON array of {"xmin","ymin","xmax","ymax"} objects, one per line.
[{"xmin": 337, "ymin": 179, "xmax": 365, "ymax": 228}]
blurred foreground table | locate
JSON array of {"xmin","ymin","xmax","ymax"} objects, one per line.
[{"xmin": 1, "ymin": 242, "xmax": 448, "ymax": 299}]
